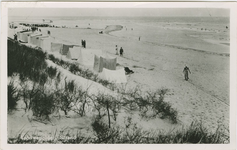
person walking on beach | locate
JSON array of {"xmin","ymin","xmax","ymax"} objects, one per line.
[
  {"xmin": 115, "ymin": 45, "xmax": 118, "ymax": 55},
  {"xmin": 120, "ymin": 47, "xmax": 124, "ymax": 56},
  {"xmin": 183, "ymin": 65, "xmax": 191, "ymax": 81},
  {"xmin": 84, "ymin": 40, "xmax": 86, "ymax": 48},
  {"xmin": 139, "ymin": 36, "xmax": 141, "ymax": 41}
]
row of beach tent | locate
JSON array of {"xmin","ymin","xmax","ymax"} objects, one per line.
[{"xmin": 14, "ymin": 29, "xmax": 127, "ymax": 83}]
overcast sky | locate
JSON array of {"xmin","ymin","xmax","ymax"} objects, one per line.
[{"xmin": 9, "ymin": 8, "xmax": 229, "ymax": 17}]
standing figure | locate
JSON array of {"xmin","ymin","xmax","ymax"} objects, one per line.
[
  {"xmin": 183, "ymin": 65, "xmax": 191, "ymax": 81},
  {"xmin": 14, "ymin": 34, "xmax": 17, "ymax": 41},
  {"xmin": 120, "ymin": 47, "xmax": 124, "ymax": 56},
  {"xmin": 81, "ymin": 40, "xmax": 84, "ymax": 47},
  {"xmin": 115, "ymin": 45, "xmax": 118, "ymax": 55},
  {"xmin": 84, "ymin": 40, "xmax": 86, "ymax": 48},
  {"xmin": 139, "ymin": 36, "xmax": 141, "ymax": 41}
]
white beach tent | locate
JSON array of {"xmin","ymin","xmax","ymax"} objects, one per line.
[
  {"xmin": 17, "ymin": 32, "xmax": 26, "ymax": 42},
  {"xmin": 28, "ymin": 33, "xmax": 42, "ymax": 45},
  {"xmin": 99, "ymin": 68, "xmax": 127, "ymax": 83},
  {"xmin": 34, "ymin": 35, "xmax": 49, "ymax": 47},
  {"xmin": 78, "ymin": 49, "xmax": 103, "ymax": 67},
  {"xmin": 67, "ymin": 47, "xmax": 81, "ymax": 60},
  {"xmin": 39, "ymin": 37, "xmax": 54, "ymax": 52},
  {"xmin": 20, "ymin": 31, "xmax": 33, "ymax": 43}
]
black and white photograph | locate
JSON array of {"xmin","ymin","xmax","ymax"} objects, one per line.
[{"xmin": 1, "ymin": 2, "xmax": 236, "ymax": 149}]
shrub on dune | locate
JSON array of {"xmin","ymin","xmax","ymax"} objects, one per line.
[
  {"xmin": 90, "ymin": 94, "xmax": 121, "ymax": 128},
  {"xmin": 8, "ymin": 81, "xmax": 20, "ymax": 113},
  {"xmin": 8, "ymin": 119, "xmax": 229, "ymax": 144},
  {"xmin": 46, "ymin": 66, "xmax": 57, "ymax": 79},
  {"xmin": 69, "ymin": 64, "xmax": 81, "ymax": 74},
  {"xmin": 31, "ymin": 89, "xmax": 56, "ymax": 121}
]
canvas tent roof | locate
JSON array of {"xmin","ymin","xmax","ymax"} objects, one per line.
[
  {"xmin": 67, "ymin": 47, "xmax": 81, "ymax": 60},
  {"xmin": 99, "ymin": 68, "xmax": 127, "ymax": 83}
]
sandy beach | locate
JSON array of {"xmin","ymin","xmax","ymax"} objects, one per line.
[{"xmin": 7, "ymin": 16, "xmax": 230, "ymax": 140}]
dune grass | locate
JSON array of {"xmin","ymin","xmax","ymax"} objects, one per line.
[
  {"xmin": 8, "ymin": 119, "xmax": 229, "ymax": 144},
  {"xmin": 8, "ymin": 38, "xmax": 178, "ymax": 123}
]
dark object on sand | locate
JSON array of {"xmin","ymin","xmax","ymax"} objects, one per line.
[
  {"xmin": 99, "ymin": 31, "xmax": 103, "ymax": 34},
  {"xmin": 124, "ymin": 67, "xmax": 134, "ymax": 75}
]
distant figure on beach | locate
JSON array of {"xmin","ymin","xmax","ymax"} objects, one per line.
[
  {"xmin": 81, "ymin": 40, "xmax": 84, "ymax": 47},
  {"xmin": 115, "ymin": 45, "xmax": 118, "ymax": 55},
  {"xmin": 139, "ymin": 36, "xmax": 141, "ymax": 41},
  {"xmin": 183, "ymin": 66, "xmax": 191, "ymax": 81},
  {"xmin": 48, "ymin": 30, "xmax": 51, "ymax": 35},
  {"xmin": 226, "ymin": 26, "xmax": 228, "ymax": 29},
  {"xmin": 81, "ymin": 40, "xmax": 86, "ymax": 48},
  {"xmin": 14, "ymin": 34, "xmax": 17, "ymax": 41},
  {"xmin": 120, "ymin": 47, "xmax": 124, "ymax": 56}
]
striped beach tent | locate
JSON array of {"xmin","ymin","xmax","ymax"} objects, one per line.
[
  {"xmin": 93, "ymin": 55, "xmax": 117, "ymax": 72},
  {"xmin": 78, "ymin": 49, "xmax": 103, "ymax": 67}
]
